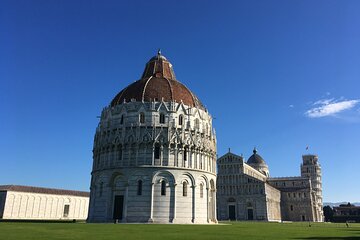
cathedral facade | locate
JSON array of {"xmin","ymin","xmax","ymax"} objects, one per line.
[
  {"xmin": 87, "ymin": 52, "xmax": 217, "ymax": 223},
  {"xmin": 217, "ymin": 149, "xmax": 323, "ymax": 222}
]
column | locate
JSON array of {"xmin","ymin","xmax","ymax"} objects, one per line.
[
  {"xmin": 122, "ymin": 184, "xmax": 129, "ymax": 223},
  {"xmin": 213, "ymin": 187, "xmax": 218, "ymax": 223},
  {"xmin": 160, "ymin": 145, "xmax": 164, "ymax": 166},
  {"xmin": 206, "ymin": 187, "xmax": 210, "ymax": 223},
  {"xmin": 135, "ymin": 144, "xmax": 139, "ymax": 166},
  {"xmin": 120, "ymin": 145, "xmax": 124, "ymax": 167},
  {"xmin": 192, "ymin": 185, "xmax": 196, "ymax": 223},
  {"xmin": 152, "ymin": 146, "xmax": 155, "ymax": 166},
  {"xmin": 172, "ymin": 183, "xmax": 177, "ymax": 223},
  {"xmin": 148, "ymin": 183, "xmax": 154, "ymax": 223},
  {"xmin": 167, "ymin": 144, "xmax": 171, "ymax": 166},
  {"xmin": 174, "ymin": 147, "xmax": 178, "ymax": 167}
]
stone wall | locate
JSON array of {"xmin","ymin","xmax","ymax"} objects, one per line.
[
  {"xmin": 1, "ymin": 191, "xmax": 89, "ymax": 220},
  {"xmin": 264, "ymin": 183, "xmax": 281, "ymax": 221},
  {"xmin": 88, "ymin": 167, "xmax": 216, "ymax": 223},
  {"xmin": 89, "ymin": 100, "xmax": 217, "ymax": 224}
]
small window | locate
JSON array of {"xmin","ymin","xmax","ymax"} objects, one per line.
[
  {"xmin": 63, "ymin": 204, "xmax": 70, "ymax": 217},
  {"xmin": 154, "ymin": 146, "xmax": 160, "ymax": 159},
  {"xmin": 195, "ymin": 119, "xmax": 199, "ymax": 129},
  {"xmin": 137, "ymin": 180, "xmax": 143, "ymax": 195},
  {"xmin": 183, "ymin": 182, "xmax": 188, "ymax": 197},
  {"xmin": 159, "ymin": 113, "xmax": 165, "ymax": 124},
  {"xmin": 293, "ymin": 193, "xmax": 296, "ymax": 198},
  {"xmin": 184, "ymin": 148, "xmax": 187, "ymax": 161},
  {"xmin": 139, "ymin": 112, "xmax": 145, "ymax": 123},
  {"xmin": 290, "ymin": 205, "xmax": 294, "ymax": 211},
  {"xmin": 161, "ymin": 181, "xmax": 166, "ymax": 196},
  {"xmin": 304, "ymin": 193, "xmax": 306, "ymax": 197},
  {"xmin": 200, "ymin": 184, "xmax": 204, "ymax": 198},
  {"xmin": 179, "ymin": 115, "xmax": 183, "ymax": 125},
  {"xmin": 120, "ymin": 114, "xmax": 124, "ymax": 124}
]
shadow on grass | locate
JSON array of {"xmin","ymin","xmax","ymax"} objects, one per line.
[{"xmin": 293, "ymin": 237, "xmax": 360, "ymax": 240}]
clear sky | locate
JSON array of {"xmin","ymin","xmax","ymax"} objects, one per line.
[{"xmin": 1, "ymin": 0, "xmax": 359, "ymax": 202}]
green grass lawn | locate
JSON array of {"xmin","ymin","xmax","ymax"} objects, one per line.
[{"xmin": 0, "ymin": 221, "xmax": 359, "ymax": 240}]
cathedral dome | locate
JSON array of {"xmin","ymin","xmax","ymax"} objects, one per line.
[
  {"xmin": 247, "ymin": 148, "xmax": 266, "ymax": 165},
  {"xmin": 110, "ymin": 50, "xmax": 204, "ymax": 110},
  {"xmin": 247, "ymin": 148, "xmax": 269, "ymax": 177}
]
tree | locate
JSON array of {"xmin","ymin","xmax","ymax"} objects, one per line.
[{"xmin": 323, "ymin": 205, "xmax": 334, "ymax": 222}]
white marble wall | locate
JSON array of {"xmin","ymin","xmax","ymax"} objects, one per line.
[
  {"xmin": 88, "ymin": 168, "xmax": 216, "ymax": 223},
  {"xmin": 1, "ymin": 191, "xmax": 89, "ymax": 220},
  {"xmin": 89, "ymin": 101, "xmax": 217, "ymax": 223}
]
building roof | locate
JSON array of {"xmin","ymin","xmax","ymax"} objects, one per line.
[
  {"xmin": 0, "ymin": 185, "xmax": 89, "ymax": 197},
  {"xmin": 110, "ymin": 50, "xmax": 205, "ymax": 110},
  {"xmin": 268, "ymin": 176, "xmax": 309, "ymax": 181},
  {"xmin": 247, "ymin": 148, "xmax": 267, "ymax": 166}
]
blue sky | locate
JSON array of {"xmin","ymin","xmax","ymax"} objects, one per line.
[{"xmin": 1, "ymin": 0, "xmax": 359, "ymax": 202}]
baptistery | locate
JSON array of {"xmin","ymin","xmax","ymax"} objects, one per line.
[{"xmin": 88, "ymin": 51, "xmax": 217, "ymax": 223}]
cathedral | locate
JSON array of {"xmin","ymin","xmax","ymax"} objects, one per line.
[
  {"xmin": 87, "ymin": 51, "xmax": 217, "ymax": 223},
  {"xmin": 217, "ymin": 149, "xmax": 324, "ymax": 222}
]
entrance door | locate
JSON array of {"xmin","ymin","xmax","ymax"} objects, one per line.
[
  {"xmin": 229, "ymin": 205, "xmax": 236, "ymax": 220},
  {"xmin": 247, "ymin": 208, "xmax": 254, "ymax": 220},
  {"xmin": 113, "ymin": 195, "xmax": 124, "ymax": 220}
]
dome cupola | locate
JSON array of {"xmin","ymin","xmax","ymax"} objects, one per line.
[
  {"xmin": 247, "ymin": 148, "xmax": 270, "ymax": 177},
  {"xmin": 110, "ymin": 50, "xmax": 204, "ymax": 110}
]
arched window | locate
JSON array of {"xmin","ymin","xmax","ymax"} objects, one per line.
[
  {"xmin": 200, "ymin": 183, "xmax": 204, "ymax": 198},
  {"xmin": 139, "ymin": 112, "xmax": 145, "ymax": 123},
  {"xmin": 195, "ymin": 118, "xmax": 199, "ymax": 129},
  {"xmin": 120, "ymin": 114, "xmax": 124, "ymax": 124},
  {"xmin": 159, "ymin": 113, "xmax": 165, "ymax": 124},
  {"xmin": 184, "ymin": 148, "xmax": 187, "ymax": 161},
  {"xmin": 183, "ymin": 182, "xmax": 188, "ymax": 197},
  {"xmin": 178, "ymin": 115, "xmax": 183, "ymax": 125},
  {"xmin": 137, "ymin": 180, "xmax": 142, "ymax": 195},
  {"xmin": 154, "ymin": 145, "xmax": 160, "ymax": 159},
  {"xmin": 161, "ymin": 180, "xmax": 166, "ymax": 196},
  {"xmin": 290, "ymin": 205, "xmax": 294, "ymax": 211}
]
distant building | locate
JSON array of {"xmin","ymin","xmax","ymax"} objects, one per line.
[
  {"xmin": 0, "ymin": 185, "xmax": 89, "ymax": 220},
  {"xmin": 217, "ymin": 149, "xmax": 323, "ymax": 222},
  {"xmin": 333, "ymin": 203, "xmax": 360, "ymax": 222}
]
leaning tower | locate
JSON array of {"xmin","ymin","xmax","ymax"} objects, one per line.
[{"xmin": 301, "ymin": 154, "xmax": 323, "ymax": 221}]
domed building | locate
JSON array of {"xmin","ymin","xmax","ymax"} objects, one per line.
[
  {"xmin": 247, "ymin": 148, "xmax": 269, "ymax": 177},
  {"xmin": 87, "ymin": 51, "xmax": 217, "ymax": 223},
  {"xmin": 217, "ymin": 148, "xmax": 323, "ymax": 222}
]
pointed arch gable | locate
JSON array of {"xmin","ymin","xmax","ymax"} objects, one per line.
[{"xmin": 156, "ymin": 101, "xmax": 170, "ymax": 112}]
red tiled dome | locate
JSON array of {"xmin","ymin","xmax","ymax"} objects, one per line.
[{"xmin": 111, "ymin": 51, "xmax": 204, "ymax": 109}]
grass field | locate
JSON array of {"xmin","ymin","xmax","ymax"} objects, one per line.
[{"xmin": 0, "ymin": 221, "xmax": 359, "ymax": 240}]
